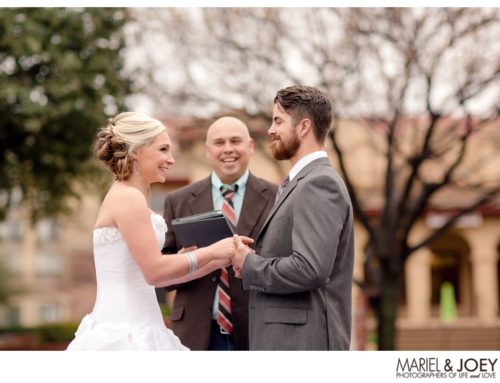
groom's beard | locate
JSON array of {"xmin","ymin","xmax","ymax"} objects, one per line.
[{"xmin": 270, "ymin": 130, "xmax": 300, "ymax": 161}]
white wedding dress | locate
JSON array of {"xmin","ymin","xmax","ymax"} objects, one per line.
[{"xmin": 67, "ymin": 213, "xmax": 188, "ymax": 351}]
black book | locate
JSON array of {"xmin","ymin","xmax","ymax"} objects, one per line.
[{"xmin": 170, "ymin": 210, "xmax": 234, "ymax": 248}]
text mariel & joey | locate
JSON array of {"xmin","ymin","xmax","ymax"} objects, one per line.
[{"xmin": 396, "ymin": 357, "xmax": 497, "ymax": 379}]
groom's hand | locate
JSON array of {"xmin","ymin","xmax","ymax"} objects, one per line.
[
  {"xmin": 232, "ymin": 235, "xmax": 251, "ymax": 278},
  {"xmin": 238, "ymin": 235, "xmax": 254, "ymax": 246}
]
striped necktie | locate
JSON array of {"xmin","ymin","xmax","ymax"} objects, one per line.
[
  {"xmin": 217, "ymin": 184, "xmax": 238, "ymax": 334},
  {"xmin": 220, "ymin": 185, "xmax": 237, "ymax": 227}
]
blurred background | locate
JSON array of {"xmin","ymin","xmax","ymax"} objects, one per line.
[{"xmin": 0, "ymin": 7, "xmax": 499, "ymax": 350}]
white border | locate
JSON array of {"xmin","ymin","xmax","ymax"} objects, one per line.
[{"xmin": 3, "ymin": 351, "xmax": 500, "ymax": 383}]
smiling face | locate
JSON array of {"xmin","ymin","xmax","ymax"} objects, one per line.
[
  {"xmin": 205, "ymin": 117, "xmax": 254, "ymax": 185},
  {"xmin": 268, "ymin": 103, "xmax": 301, "ymax": 161},
  {"xmin": 135, "ymin": 131, "xmax": 175, "ymax": 184}
]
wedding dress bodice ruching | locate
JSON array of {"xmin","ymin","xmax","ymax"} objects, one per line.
[{"xmin": 67, "ymin": 213, "xmax": 188, "ymax": 350}]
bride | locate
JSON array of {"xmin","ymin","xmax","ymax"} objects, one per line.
[{"xmin": 67, "ymin": 112, "xmax": 246, "ymax": 350}]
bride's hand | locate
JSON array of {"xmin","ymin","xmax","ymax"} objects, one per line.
[
  {"xmin": 209, "ymin": 258, "xmax": 232, "ymax": 271},
  {"xmin": 208, "ymin": 237, "xmax": 236, "ymax": 260}
]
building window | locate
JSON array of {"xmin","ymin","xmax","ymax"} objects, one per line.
[
  {"xmin": 7, "ymin": 306, "xmax": 21, "ymax": 326},
  {"xmin": 1, "ymin": 251, "xmax": 22, "ymax": 275},
  {"xmin": 0, "ymin": 305, "xmax": 21, "ymax": 327},
  {"xmin": 0, "ymin": 220, "xmax": 22, "ymax": 242},
  {"xmin": 36, "ymin": 251, "xmax": 62, "ymax": 277},
  {"xmin": 39, "ymin": 302, "xmax": 60, "ymax": 323},
  {"xmin": 36, "ymin": 218, "xmax": 59, "ymax": 242}
]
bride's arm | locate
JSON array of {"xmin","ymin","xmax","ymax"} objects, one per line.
[
  {"xmin": 154, "ymin": 258, "xmax": 230, "ymax": 288},
  {"xmin": 112, "ymin": 188, "xmax": 234, "ymax": 286}
]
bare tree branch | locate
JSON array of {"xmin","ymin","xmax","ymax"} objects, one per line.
[{"xmin": 329, "ymin": 122, "xmax": 378, "ymax": 247}]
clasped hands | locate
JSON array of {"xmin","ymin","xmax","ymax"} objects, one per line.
[
  {"xmin": 205, "ymin": 234, "xmax": 253, "ymax": 278},
  {"xmin": 231, "ymin": 234, "xmax": 254, "ymax": 278},
  {"xmin": 180, "ymin": 235, "xmax": 254, "ymax": 278}
]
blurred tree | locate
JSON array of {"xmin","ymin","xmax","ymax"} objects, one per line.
[
  {"xmin": 0, "ymin": 8, "xmax": 132, "ymax": 224},
  {"xmin": 328, "ymin": 8, "xmax": 500, "ymax": 350},
  {"xmin": 130, "ymin": 8, "xmax": 500, "ymax": 349},
  {"xmin": 0, "ymin": 260, "xmax": 15, "ymax": 304}
]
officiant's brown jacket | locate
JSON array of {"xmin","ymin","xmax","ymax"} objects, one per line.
[{"xmin": 162, "ymin": 173, "xmax": 277, "ymax": 350}]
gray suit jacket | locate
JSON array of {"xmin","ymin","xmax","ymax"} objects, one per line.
[{"xmin": 241, "ymin": 157, "xmax": 354, "ymax": 350}]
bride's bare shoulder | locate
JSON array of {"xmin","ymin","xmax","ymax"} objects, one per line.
[
  {"xmin": 108, "ymin": 183, "xmax": 144, "ymax": 202},
  {"xmin": 96, "ymin": 184, "xmax": 148, "ymax": 227}
]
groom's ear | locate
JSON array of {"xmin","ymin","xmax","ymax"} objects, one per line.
[{"xmin": 298, "ymin": 118, "xmax": 312, "ymax": 138}]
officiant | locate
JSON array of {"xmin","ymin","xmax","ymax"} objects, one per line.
[{"xmin": 161, "ymin": 116, "xmax": 277, "ymax": 350}]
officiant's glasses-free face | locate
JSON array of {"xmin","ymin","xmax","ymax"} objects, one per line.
[{"xmin": 206, "ymin": 123, "xmax": 254, "ymax": 184}]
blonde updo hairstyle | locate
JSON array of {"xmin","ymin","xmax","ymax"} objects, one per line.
[{"xmin": 94, "ymin": 112, "xmax": 167, "ymax": 181}]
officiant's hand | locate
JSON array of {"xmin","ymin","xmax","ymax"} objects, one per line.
[{"xmin": 232, "ymin": 235, "xmax": 253, "ymax": 278}]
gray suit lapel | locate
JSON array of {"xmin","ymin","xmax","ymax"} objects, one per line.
[{"xmin": 256, "ymin": 157, "xmax": 331, "ymax": 240}]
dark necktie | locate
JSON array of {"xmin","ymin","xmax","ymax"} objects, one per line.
[
  {"xmin": 217, "ymin": 184, "xmax": 238, "ymax": 334},
  {"xmin": 275, "ymin": 175, "xmax": 290, "ymax": 202}
]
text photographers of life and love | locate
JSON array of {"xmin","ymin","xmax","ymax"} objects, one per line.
[{"xmin": 396, "ymin": 357, "xmax": 497, "ymax": 380}]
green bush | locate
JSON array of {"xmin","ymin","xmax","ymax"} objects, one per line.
[
  {"xmin": 36, "ymin": 322, "xmax": 79, "ymax": 343},
  {"xmin": 0, "ymin": 322, "xmax": 79, "ymax": 344},
  {"xmin": 0, "ymin": 325, "xmax": 35, "ymax": 335}
]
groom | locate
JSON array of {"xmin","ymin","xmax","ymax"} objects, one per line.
[{"xmin": 232, "ymin": 85, "xmax": 355, "ymax": 350}]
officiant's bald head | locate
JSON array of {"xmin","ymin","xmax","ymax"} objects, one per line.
[{"xmin": 205, "ymin": 117, "xmax": 254, "ymax": 185}]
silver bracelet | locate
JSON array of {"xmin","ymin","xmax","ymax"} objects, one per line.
[{"xmin": 185, "ymin": 252, "xmax": 198, "ymax": 274}]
